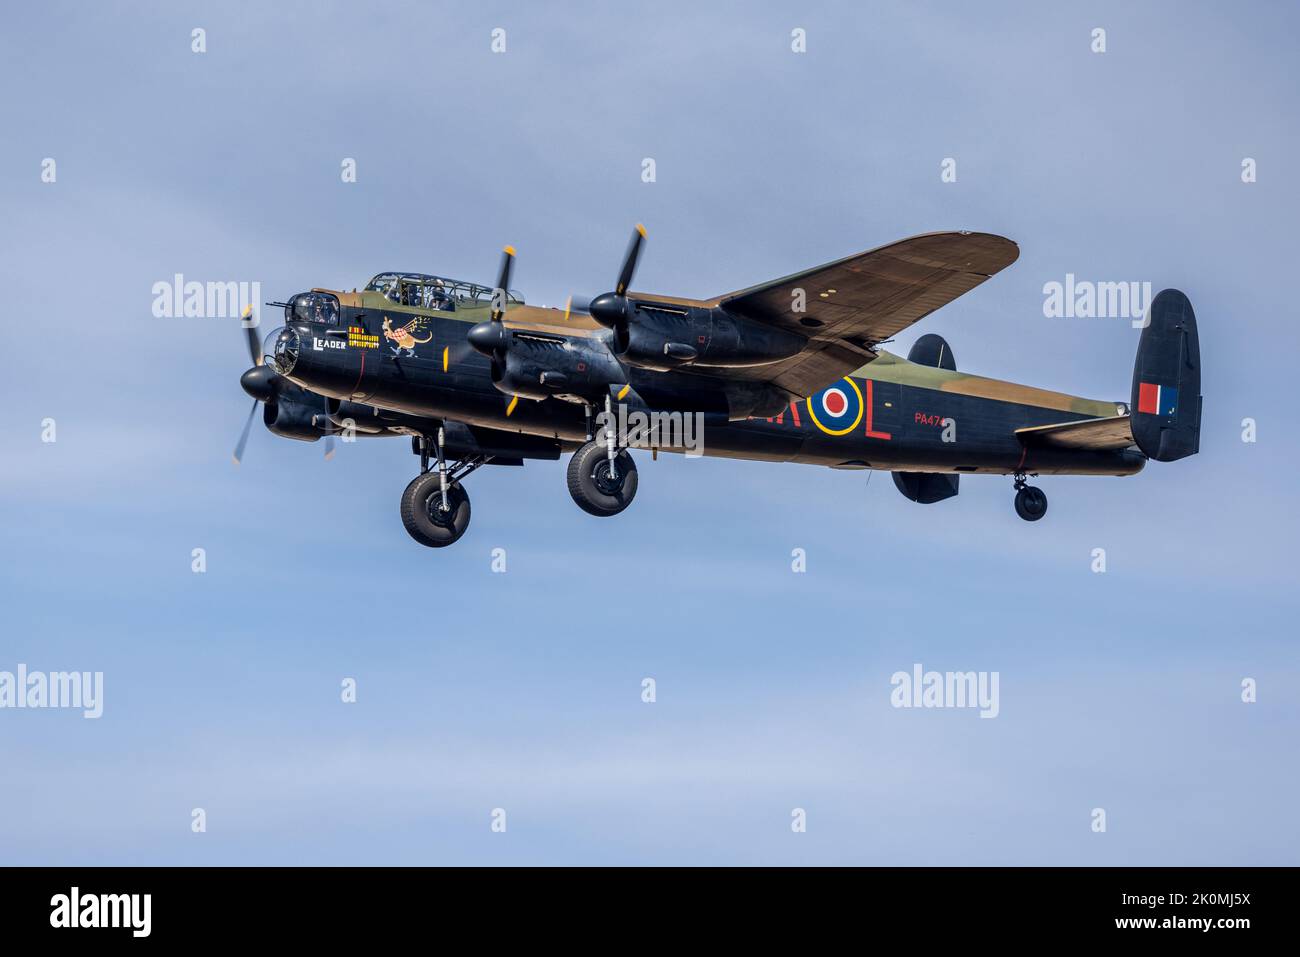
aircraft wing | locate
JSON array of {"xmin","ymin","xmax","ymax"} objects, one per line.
[
  {"xmin": 1015, "ymin": 414, "xmax": 1137, "ymax": 451},
  {"xmin": 712, "ymin": 231, "xmax": 1019, "ymax": 397}
]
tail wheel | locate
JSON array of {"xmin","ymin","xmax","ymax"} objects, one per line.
[
  {"xmin": 1014, "ymin": 485, "xmax": 1048, "ymax": 522},
  {"xmin": 567, "ymin": 440, "xmax": 638, "ymax": 516},
  {"xmin": 401, "ymin": 472, "xmax": 471, "ymax": 547}
]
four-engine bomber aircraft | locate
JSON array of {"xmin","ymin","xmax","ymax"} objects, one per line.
[{"xmin": 235, "ymin": 227, "xmax": 1202, "ymax": 547}]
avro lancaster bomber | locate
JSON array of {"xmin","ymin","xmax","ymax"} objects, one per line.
[{"xmin": 234, "ymin": 227, "xmax": 1202, "ymax": 547}]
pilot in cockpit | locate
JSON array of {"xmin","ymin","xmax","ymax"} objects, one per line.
[{"xmin": 430, "ymin": 278, "xmax": 454, "ymax": 312}]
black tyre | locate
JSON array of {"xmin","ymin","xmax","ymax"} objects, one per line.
[
  {"xmin": 566, "ymin": 441, "xmax": 638, "ymax": 517},
  {"xmin": 400, "ymin": 472, "xmax": 471, "ymax": 547},
  {"xmin": 1014, "ymin": 485, "xmax": 1048, "ymax": 522}
]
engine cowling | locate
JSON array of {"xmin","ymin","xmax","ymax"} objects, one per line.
[
  {"xmin": 590, "ymin": 297, "xmax": 806, "ymax": 372},
  {"xmin": 486, "ymin": 330, "xmax": 625, "ymax": 402},
  {"xmin": 263, "ymin": 391, "xmax": 328, "ymax": 442}
]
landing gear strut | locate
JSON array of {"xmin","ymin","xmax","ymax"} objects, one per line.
[
  {"xmin": 401, "ymin": 429, "xmax": 491, "ymax": 547},
  {"xmin": 1012, "ymin": 472, "xmax": 1048, "ymax": 522},
  {"xmin": 567, "ymin": 398, "xmax": 638, "ymax": 516}
]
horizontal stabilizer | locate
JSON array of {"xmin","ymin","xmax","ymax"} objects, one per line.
[{"xmin": 1015, "ymin": 415, "xmax": 1135, "ymax": 451}]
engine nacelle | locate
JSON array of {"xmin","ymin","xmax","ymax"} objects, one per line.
[
  {"xmin": 263, "ymin": 393, "xmax": 326, "ymax": 442},
  {"xmin": 612, "ymin": 305, "xmax": 702, "ymax": 371},
  {"xmin": 606, "ymin": 302, "xmax": 807, "ymax": 372},
  {"xmin": 492, "ymin": 332, "xmax": 625, "ymax": 402},
  {"xmin": 700, "ymin": 308, "xmax": 807, "ymax": 370}
]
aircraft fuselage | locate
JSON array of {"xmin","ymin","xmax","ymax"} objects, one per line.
[{"xmin": 273, "ymin": 295, "xmax": 1144, "ymax": 478}]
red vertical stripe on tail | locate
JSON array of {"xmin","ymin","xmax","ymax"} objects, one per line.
[{"xmin": 1137, "ymin": 381, "xmax": 1159, "ymax": 415}]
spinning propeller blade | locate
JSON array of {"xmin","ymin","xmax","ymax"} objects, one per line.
[
  {"xmin": 589, "ymin": 223, "xmax": 647, "ymax": 335},
  {"xmin": 615, "ymin": 223, "xmax": 646, "ymax": 296},
  {"xmin": 232, "ymin": 399, "xmax": 258, "ymax": 465},
  {"xmin": 564, "ymin": 294, "xmax": 593, "ymax": 321},
  {"xmin": 490, "ymin": 245, "xmax": 515, "ymax": 323},
  {"xmin": 242, "ymin": 304, "xmax": 262, "ymax": 367}
]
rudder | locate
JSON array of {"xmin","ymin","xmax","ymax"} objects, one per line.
[{"xmin": 1131, "ymin": 289, "xmax": 1202, "ymax": 462}]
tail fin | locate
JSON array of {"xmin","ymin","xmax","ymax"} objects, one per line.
[
  {"xmin": 907, "ymin": 332, "xmax": 957, "ymax": 371},
  {"xmin": 1131, "ymin": 289, "xmax": 1202, "ymax": 462},
  {"xmin": 893, "ymin": 334, "xmax": 961, "ymax": 504},
  {"xmin": 893, "ymin": 471, "xmax": 960, "ymax": 503}
]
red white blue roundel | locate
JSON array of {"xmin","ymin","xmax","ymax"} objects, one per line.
[{"xmin": 806, "ymin": 377, "xmax": 864, "ymax": 436}]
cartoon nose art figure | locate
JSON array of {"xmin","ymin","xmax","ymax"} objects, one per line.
[{"xmin": 383, "ymin": 316, "xmax": 433, "ymax": 357}]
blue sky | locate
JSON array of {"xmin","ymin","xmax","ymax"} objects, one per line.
[{"xmin": 1, "ymin": 0, "xmax": 1297, "ymax": 865}]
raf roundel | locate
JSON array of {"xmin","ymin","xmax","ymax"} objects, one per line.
[{"xmin": 807, "ymin": 377, "xmax": 864, "ymax": 436}]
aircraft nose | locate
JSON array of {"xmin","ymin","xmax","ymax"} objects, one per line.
[
  {"xmin": 240, "ymin": 364, "xmax": 276, "ymax": 401},
  {"xmin": 264, "ymin": 326, "xmax": 300, "ymax": 375}
]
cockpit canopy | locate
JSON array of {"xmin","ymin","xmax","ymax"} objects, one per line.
[
  {"xmin": 284, "ymin": 291, "xmax": 340, "ymax": 325},
  {"xmin": 363, "ymin": 272, "xmax": 523, "ymax": 312}
]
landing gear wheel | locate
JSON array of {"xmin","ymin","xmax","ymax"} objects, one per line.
[
  {"xmin": 1014, "ymin": 485, "xmax": 1048, "ymax": 522},
  {"xmin": 567, "ymin": 440, "xmax": 638, "ymax": 517},
  {"xmin": 400, "ymin": 472, "xmax": 471, "ymax": 547}
]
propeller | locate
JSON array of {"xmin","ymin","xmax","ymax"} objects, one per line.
[
  {"xmin": 242, "ymin": 304, "xmax": 263, "ymax": 368},
  {"xmin": 588, "ymin": 224, "xmax": 646, "ymax": 342},
  {"xmin": 467, "ymin": 245, "xmax": 516, "ymax": 379},
  {"xmin": 563, "ymin": 294, "xmax": 593, "ymax": 322},
  {"xmin": 232, "ymin": 304, "xmax": 335, "ymax": 463},
  {"xmin": 615, "ymin": 223, "xmax": 646, "ymax": 296},
  {"xmin": 232, "ymin": 399, "xmax": 258, "ymax": 465},
  {"xmin": 234, "ymin": 305, "xmax": 263, "ymax": 464},
  {"xmin": 491, "ymin": 245, "xmax": 515, "ymax": 322},
  {"xmin": 466, "ymin": 245, "xmax": 537, "ymax": 417}
]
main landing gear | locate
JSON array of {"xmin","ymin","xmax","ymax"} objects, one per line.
[
  {"xmin": 1012, "ymin": 472, "xmax": 1048, "ymax": 522},
  {"xmin": 567, "ymin": 396, "xmax": 638, "ymax": 517},
  {"xmin": 400, "ymin": 427, "xmax": 490, "ymax": 547}
]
